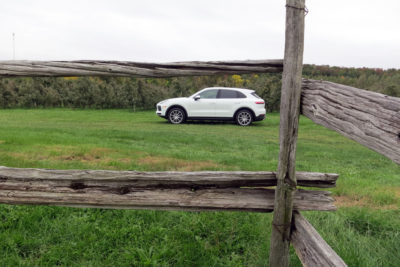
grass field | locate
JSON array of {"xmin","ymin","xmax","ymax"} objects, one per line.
[{"xmin": 0, "ymin": 109, "xmax": 399, "ymax": 266}]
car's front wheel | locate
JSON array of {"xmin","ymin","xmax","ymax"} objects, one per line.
[
  {"xmin": 167, "ymin": 107, "xmax": 186, "ymax": 124},
  {"xmin": 236, "ymin": 109, "xmax": 253, "ymax": 126}
]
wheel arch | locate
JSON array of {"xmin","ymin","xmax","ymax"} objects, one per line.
[
  {"xmin": 234, "ymin": 107, "xmax": 255, "ymax": 119},
  {"xmin": 166, "ymin": 105, "xmax": 188, "ymax": 118}
]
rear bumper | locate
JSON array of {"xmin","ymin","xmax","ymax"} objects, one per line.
[{"xmin": 254, "ymin": 114, "xmax": 266, "ymax": 121}]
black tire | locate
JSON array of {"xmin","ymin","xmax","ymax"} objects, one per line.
[
  {"xmin": 167, "ymin": 107, "xmax": 186, "ymax": 124},
  {"xmin": 235, "ymin": 109, "xmax": 253, "ymax": 126}
]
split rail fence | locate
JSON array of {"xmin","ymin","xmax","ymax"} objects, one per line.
[{"xmin": 0, "ymin": 0, "xmax": 399, "ymax": 266}]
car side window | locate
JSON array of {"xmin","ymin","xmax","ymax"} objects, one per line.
[
  {"xmin": 236, "ymin": 91, "xmax": 246, "ymax": 98},
  {"xmin": 218, "ymin": 89, "xmax": 247, "ymax": 99},
  {"xmin": 198, "ymin": 89, "xmax": 218, "ymax": 99}
]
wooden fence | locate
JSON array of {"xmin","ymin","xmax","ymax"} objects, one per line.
[
  {"xmin": 1, "ymin": 0, "xmax": 399, "ymax": 266},
  {"xmin": 0, "ymin": 167, "xmax": 337, "ymax": 212},
  {"xmin": 0, "ymin": 59, "xmax": 283, "ymax": 77},
  {"xmin": 302, "ymin": 79, "xmax": 400, "ymax": 165}
]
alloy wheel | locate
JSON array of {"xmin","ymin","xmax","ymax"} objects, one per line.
[
  {"xmin": 237, "ymin": 111, "xmax": 252, "ymax": 126},
  {"xmin": 169, "ymin": 109, "xmax": 184, "ymax": 124}
]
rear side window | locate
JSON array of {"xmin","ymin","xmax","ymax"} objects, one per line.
[
  {"xmin": 251, "ymin": 92, "xmax": 262, "ymax": 99},
  {"xmin": 236, "ymin": 91, "xmax": 246, "ymax": 98},
  {"xmin": 218, "ymin": 89, "xmax": 247, "ymax": 99}
]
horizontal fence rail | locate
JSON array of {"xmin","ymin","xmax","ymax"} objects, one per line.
[
  {"xmin": 0, "ymin": 167, "xmax": 338, "ymax": 188},
  {"xmin": 0, "ymin": 60, "xmax": 283, "ymax": 77},
  {"xmin": 291, "ymin": 211, "xmax": 347, "ymax": 267},
  {"xmin": 0, "ymin": 188, "xmax": 335, "ymax": 212},
  {"xmin": 301, "ymin": 79, "xmax": 400, "ymax": 165},
  {"xmin": 0, "ymin": 167, "xmax": 336, "ymax": 212}
]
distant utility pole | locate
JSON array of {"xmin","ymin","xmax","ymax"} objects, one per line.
[{"xmin": 12, "ymin": 33, "xmax": 15, "ymax": 60}]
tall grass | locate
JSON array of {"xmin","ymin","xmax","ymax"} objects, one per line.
[{"xmin": 0, "ymin": 109, "xmax": 398, "ymax": 266}]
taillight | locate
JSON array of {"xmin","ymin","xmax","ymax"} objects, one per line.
[{"xmin": 255, "ymin": 101, "xmax": 264, "ymax": 104}]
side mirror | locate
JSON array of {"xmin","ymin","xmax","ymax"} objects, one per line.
[{"xmin": 194, "ymin": 95, "xmax": 201, "ymax": 101}]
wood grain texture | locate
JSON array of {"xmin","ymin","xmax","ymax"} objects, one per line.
[
  {"xmin": 0, "ymin": 167, "xmax": 338, "ymax": 188},
  {"xmin": 0, "ymin": 186, "xmax": 335, "ymax": 212},
  {"xmin": 270, "ymin": 1, "xmax": 306, "ymax": 266},
  {"xmin": 291, "ymin": 211, "xmax": 347, "ymax": 267},
  {"xmin": 301, "ymin": 79, "xmax": 400, "ymax": 165},
  {"xmin": 0, "ymin": 167, "xmax": 336, "ymax": 212},
  {"xmin": 0, "ymin": 59, "xmax": 283, "ymax": 77}
]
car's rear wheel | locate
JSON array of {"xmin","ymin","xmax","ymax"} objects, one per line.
[
  {"xmin": 168, "ymin": 107, "xmax": 186, "ymax": 124},
  {"xmin": 236, "ymin": 109, "xmax": 253, "ymax": 126}
]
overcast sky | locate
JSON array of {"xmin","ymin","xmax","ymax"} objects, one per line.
[{"xmin": 1, "ymin": 0, "xmax": 399, "ymax": 69}]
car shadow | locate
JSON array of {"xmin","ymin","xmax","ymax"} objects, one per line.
[{"xmin": 155, "ymin": 120, "xmax": 264, "ymax": 126}]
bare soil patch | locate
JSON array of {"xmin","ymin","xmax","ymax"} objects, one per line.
[
  {"xmin": 137, "ymin": 155, "xmax": 223, "ymax": 171},
  {"xmin": 335, "ymin": 195, "xmax": 398, "ymax": 210}
]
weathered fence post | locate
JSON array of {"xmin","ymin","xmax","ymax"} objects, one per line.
[{"xmin": 269, "ymin": 0, "xmax": 306, "ymax": 266}]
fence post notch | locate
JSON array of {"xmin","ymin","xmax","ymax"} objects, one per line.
[{"xmin": 269, "ymin": 0, "xmax": 306, "ymax": 266}]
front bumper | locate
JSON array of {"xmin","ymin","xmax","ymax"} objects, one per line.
[
  {"xmin": 156, "ymin": 104, "xmax": 167, "ymax": 118},
  {"xmin": 157, "ymin": 113, "xmax": 166, "ymax": 118}
]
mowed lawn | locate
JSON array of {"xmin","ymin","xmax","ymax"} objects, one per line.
[{"xmin": 0, "ymin": 109, "xmax": 399, "ymax": 266}]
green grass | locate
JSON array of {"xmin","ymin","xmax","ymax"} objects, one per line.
[{"xmin": 0, "ymin": 109, "xmax": 398, "ymax": 266}]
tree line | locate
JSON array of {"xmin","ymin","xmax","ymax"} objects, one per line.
[{"xmin": 0, "ymin": 65, "xmax": 399, "ymax": 111}]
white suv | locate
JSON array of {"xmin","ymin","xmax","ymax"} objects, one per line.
[{"xmin": 156, "ymin": 87, "xmax": 266, "ymax": 126}]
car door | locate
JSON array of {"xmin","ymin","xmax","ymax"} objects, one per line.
[
  {"xmin": 187, "ymin": 89, "xmax": 218, "ymax": 117},
  {"xmin": 215, "ymin": 89, "xmax": 245, "ymax": 117}
]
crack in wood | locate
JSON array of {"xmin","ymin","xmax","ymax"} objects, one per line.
[{"xmin": 70, "ymin": 182, "xmax": 86, "ymax": 190}]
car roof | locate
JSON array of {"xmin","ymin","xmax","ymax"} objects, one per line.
[{"xmin": 203, "ymin": 87, "xmax": 255, "ymax": 93}]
